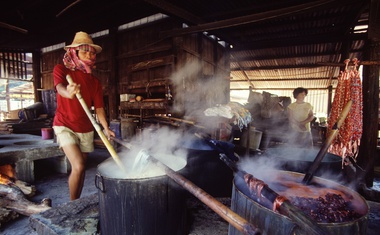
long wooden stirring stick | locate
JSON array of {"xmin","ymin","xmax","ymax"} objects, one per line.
[
  {"xmin": 66, "ymin": 75, "xmax": 126, "ymax": 172},
  {"xmin": 195, "ymin": 134, "xmax": 329, "ymax": 235},
  {"xmin": 302, "ymin": 100, "xmax": 353, "ymax": 185},
  {"xmin": 111, "ymin": 137, "xmax": 261, "ymax": 235}
]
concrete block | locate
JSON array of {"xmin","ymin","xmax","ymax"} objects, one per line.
[{"xmin": 15, "ymin": 159, "xmax": 34, "ymax": 183}]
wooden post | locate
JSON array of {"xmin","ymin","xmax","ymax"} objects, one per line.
[
  {"xmin": 108, "ymin": 27, "xmax": 119, "ymax": 120},
  {"xmin": 327, "ymin": 85, "xmax": 332, "ymax": 117},
  {"xmin": 246, "ymin": 124, "xmax": 250, "ymax": 156},
  {"xmin": 357, "ymin": 39, "xmax": 380, "ymax": 187},
  {"xmin": 32, "ymin": 50, "xmax": 42, "ymax": 103},
  {"xmin": 357, "ymin": 0, "xmax": 380, "ymax": 187}
]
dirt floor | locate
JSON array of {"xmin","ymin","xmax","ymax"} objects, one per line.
[
  {"xmin": 0, "ymin": 147, "xmax": 230, "ymax": 235},
  {"xmin": 1, "ymin": 146, "xmax": 380, "ymax": 235}
]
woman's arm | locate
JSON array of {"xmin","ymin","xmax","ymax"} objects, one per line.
[
  {"xmin": 95, "ymin": 107, "xmax": 115, "ymax": 139},
  {"xmin": 56, "ymin": 83, "xmax": 80, "ymax": 99},
  {"xmin": 300, "ymin": 109, "xmax": 314, "ymax": 125}
]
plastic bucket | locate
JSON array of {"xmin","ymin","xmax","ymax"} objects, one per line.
[{"xmin": 41, "ymin": 128, "xmax": 54, "ymax": 140}]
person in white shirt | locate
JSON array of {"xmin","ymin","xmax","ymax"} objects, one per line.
[{"xmin": 287, "ymin": 87, "xmax": 314, "ymax": 147}]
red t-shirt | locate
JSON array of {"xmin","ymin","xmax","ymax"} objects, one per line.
[{"xmin": 53, "ymin": 64, "xmax": 104, "ymax": 133}]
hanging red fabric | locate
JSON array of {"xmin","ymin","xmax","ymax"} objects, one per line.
[{"xmin": 328, "ymin": 58, "xmax": 363, "ymax": 167}]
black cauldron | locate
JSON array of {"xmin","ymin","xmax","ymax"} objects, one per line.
[
  {"xmin": 180, "ymin": 137, "xmax": 234, "ymax": 197},
  {"xmin": 95, "ymin": 157, "xmax": 188, "ymax": 235},
  {"xmin": 263, "ymin": 147, "xmax": 343, "ymax": 179}
]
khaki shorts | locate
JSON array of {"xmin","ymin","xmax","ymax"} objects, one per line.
[{"xmin": 53, "ymin": 126, "xmax": 94, "ymax": 153}]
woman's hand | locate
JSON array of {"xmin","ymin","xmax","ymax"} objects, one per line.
[
  {"xmin": 56, "ymin": 83, "xmax": 81, "ymax": 99},
  {"xmin": 104, "ymin": 128, "xmax": 116, "ymax": 140},
  {"xmin": 66, "ymin": 83, "xmax": 81, "ymax": 99},
  {"xmin": 297, "ymin": 122, "xmax": 307, "ymax": 131}
]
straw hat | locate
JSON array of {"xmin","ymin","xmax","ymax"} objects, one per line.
[{"xmin": 64, "ymin": 31, "xmax": 102, "ymax": 54}]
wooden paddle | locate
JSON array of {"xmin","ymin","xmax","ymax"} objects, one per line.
[
  {"xmin": 302, "ymin": 100, "xmax": 353, "ymax": 185},
  {"xmin": 219, "ymin": 153, "xmax": 330, "ymax": 235},
  {"xmin": 110, "ymin": 137, "xmax": 262, "ymax": 235},
  {"xmin": 196, "ymin": 134, "xmax": 329, "ymax": 235},
  {"xmin": 66, "ymin": 75, "xmax": 126, "ymax": 172}
]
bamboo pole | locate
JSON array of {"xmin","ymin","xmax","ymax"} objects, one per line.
[
  {"xmin": 154, "ymin": 116, "xmax": 205, "ymax": 129},
  {"xmin": 148, "ymin": 156, "xmax": 261, "ymax": 235},
  {"xmin": 302, "ymin": 100, "xmax": 353, "ymax": 184},
  {"xmin": 111, "ymin": 137, "xmax": 261, "ymax": 235},
  {"xmin": 66, "ymin": 75, "xmax": 126, "ymax": 172},
  {"xmin": 196, "ymin": 134, "xmax": 329, "ymax": 235},
  {"xmin": 219, "ymin": 154, "xmax": 329, "ymax": 235}
]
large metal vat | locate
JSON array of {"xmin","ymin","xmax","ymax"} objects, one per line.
[
  {"xmin": 229, "ymin": 171, "xmax": 369, "ymax": 235},
  {"xmin": 263, "ymin": 147, "xmax": 343, "ymax": 178},
  {"xmin": 95, "ymin": 156, "xmax": 188, "ymax": 235},
  {"xmin": 180, "ymin": 137, "xmax": 233, "ymax": 197}
]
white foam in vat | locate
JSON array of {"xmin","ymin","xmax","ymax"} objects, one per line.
[{"xmin": 98, "ymin": 150, "xmax": 187, "ymax": 179}]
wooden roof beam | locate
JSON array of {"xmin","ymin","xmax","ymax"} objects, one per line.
[
  {"xmin": 232, "ymin": 51, "xmax": 341, "ymax": 61},
  {"xmin": 230, "ymin": 87, "xmax": 334, "ymax": 91},
  {"xmin": 143, "ymin": 0, "xmax": 204, "ymax": 25},
  {"xmin": 230, "ymin": 33, "xmax": 366, "ymax": 51},
  {"xmin": 230, "ymin": 63, "xmax": 337, "ymax": 71},
  {"xmin": 160, "ymin": 0, "xmax": 337, "ymax": 38},
  {"xmin": 230, "ymin": 77, "xmax": 337, "ymax": 82}
]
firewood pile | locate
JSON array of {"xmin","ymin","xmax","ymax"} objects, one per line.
[{"xmin": 0, "ymin": 174, "xmax": 51, "ymax": 227}]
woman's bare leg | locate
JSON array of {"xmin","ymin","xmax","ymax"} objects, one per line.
[{"xmin": 62, "ymin": 144, "xmax": 88, "ymax": 200}]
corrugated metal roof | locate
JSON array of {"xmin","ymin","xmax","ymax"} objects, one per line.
[{"xmin": 0, "ymin": 0, "xmax": 371, "ymax": 108}]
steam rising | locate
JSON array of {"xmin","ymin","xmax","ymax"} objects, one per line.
[
  {"xmin": 234, "ymin": 147, "xmax": 361, "ymax": 207},
  {"xmin": 237, "ymin": 146, "xmax": 347, "ymax": 185},
  {"xmin": 99, "ymin": 126, "xmax": 195, "ymax": 179},
  {"xmin": 169, "ymin": 60, "xmax": 229, "ymax": 125},
  {"xmin": 237, "ymin": 154, "xmax": 282, "ymax": 182},
  {"xmin": 100, "ymin": 60, "xmax": 232, "ymax": 179}
]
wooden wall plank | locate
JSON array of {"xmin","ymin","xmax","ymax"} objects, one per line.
[{"xmin": 38, "ymin": 18, "xmax": 229, "ymax": 124}]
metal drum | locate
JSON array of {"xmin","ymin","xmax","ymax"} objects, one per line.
[
  {"xmin": 264, "ymin": 147, "xmax": 343, "ymax": 178},
  {"xmin": 96, "ymin": 156, "xmax": 188, "ymax": 235},
  {"xmin": 180, "ymin": 137, "xmax": 233, "ymax": 197},
  {"xmin": 120, "ymin": 118, "xmax": 138, "ymax": 141},
  {"xmin": 229, "ymin": 171, "xmax": 369, "ymax": 235}
]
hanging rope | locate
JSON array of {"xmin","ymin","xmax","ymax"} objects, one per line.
[{"xmin": 328, "ymin": 58, "xmax": 363, "ymax": 167}]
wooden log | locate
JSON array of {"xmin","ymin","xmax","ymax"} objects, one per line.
[
  {"xmin": 0, "ymin": 184, "xmax": 51, "ymax": 216},
  {"xmin": 14, "ymin": 180, "xmax": 36, "ymax": 197},
  {"xmin": 0, "ymin": 207, "xmax": 19, "ymax": 227},
  {"xmin": 1, "ymin": 172, "xmax": 36, "ymax": 197}
]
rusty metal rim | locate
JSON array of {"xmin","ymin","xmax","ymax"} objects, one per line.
[{"xmin": 232, "ymin": 170, "xmax": 369, "ymax": 225}]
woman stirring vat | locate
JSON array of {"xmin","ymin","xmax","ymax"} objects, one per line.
[{"xmin": 53, "ymin": 32, "xmax": 115, "ymax": 200}]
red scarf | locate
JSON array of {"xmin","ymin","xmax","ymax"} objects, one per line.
[{"xmin": 63, "ymin": 45, "xmax": 96, "ymax": 73}]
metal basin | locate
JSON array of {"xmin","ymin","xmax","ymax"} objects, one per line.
[
  {"xmin": 229, "ymin": 170, "xmax": 369, "ymax": 235},
  {"xmin": 263, "ymin": 147, "xmax": 343, "ymax": 178}
]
